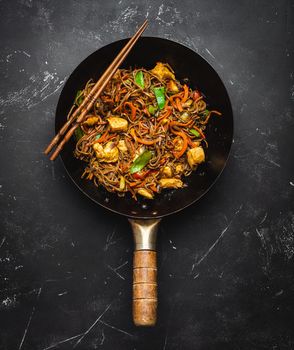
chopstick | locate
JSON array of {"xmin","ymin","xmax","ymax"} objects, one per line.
[{"xmin": 44, "ymin": 19, "xmax": 148, "ymax": 161}]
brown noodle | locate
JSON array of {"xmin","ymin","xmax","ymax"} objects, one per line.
[{"xmin": 71, "ymin": 63, "xmax": 221, "ymax": 200}]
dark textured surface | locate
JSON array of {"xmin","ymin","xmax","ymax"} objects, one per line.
[{"xmin": 0, "ymin": 1, "xmax": 293, "ymax": 349}]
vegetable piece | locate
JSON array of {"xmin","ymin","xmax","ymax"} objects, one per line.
[
  {"xmin": 119, "ymin": 176, "xmax": 125, "ymax": 191},
  {"xmin": 187, "ymin": 146, "xmax": 205, "ymax": 168},
  {"xmin": 190, "ymin": 129, "xmax": 200, "ymax": 137},
  {"xmin": 182, "ymin": 99, "xmax": 193, "ymax": 108},
  {"xmin": 182, "ymin": 85, "xmax": 189, "ymax": 103},
  {"xmin": 75, "ymin": 90, "xmax": 83, "ymax": 106},
  {"xmin": 95, "ymin": 134, "xmax": 101, "ymax": 140},
  {"xmin": 159, "ymin": 178, "xmax": 183, "ymax": 189},
  {"xmin": 74, "ymin": 126, "xmax": 84, "ymax": 141},
  {"xmin": 130, "ymin": 150, "xmax": 152, "ymax": 174},
  {"xmin": 134, "ymin": 71, "xmax": 145, "ymax": 88},
  {"xmin": 124, "ymin": 102, "xmax": 137, "ymax": 121},
  {"xmin": 137, "ymin": 188, "xmax": 154, "ymax": 199},
  {"xmin": 133, "ymin": 170, "xmax": 149, "ymax": 180},
  {"xmin": 172, "ymin": 131, "xmax": 188, "ymax": 159},
  {"xmin": 151, "ymin": 62, "xmax": 175, "ymax": 80},
  {"xmin": 107, "ymin": 116, "xmax": 128, "ymax": 132},
  {"xmin": 148, "ymin": 105, "xmax": 157, "ymax": 115},
  {"xmin": 175, "ymin": 97, "xmax": 183, "ymax": 112},
  {"xmin": 153, "ymin": 87, "xmax": 166, "ymax": 110},
  {"xmin": 180, "ymin": 111, "xmax": 190, "ymax": 122}
]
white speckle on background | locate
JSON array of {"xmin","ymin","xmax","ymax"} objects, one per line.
[
  {"xmin": 169, "ymin": 239, "xmax": 177, "ymax": 250},
  {"xmin": 155, "ymin": 4, "xmax": 183, "ymax": 26},
  {"xmin": 107, "ymin": 6, "xmax": 139, "ymax": 32},
  {"xmin": 0, "ymin": 70, "xmax": 67, "ymax": 109},
  {"xmin": 290, "ymin": 181, "xmax": 294, "ymax": 187}
]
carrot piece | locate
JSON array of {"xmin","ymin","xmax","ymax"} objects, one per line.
[
  {"xmin": 182, "ymin": 84, "xmax": 189, "ymax": 103},
  {"xmin": 150, "ymin": 184, "xmax": 158, "ymax": 193},
  {"xmin": 157, "ymin": 107, "xmax": 172, "ymax": 121},
  {"xmin": 171, "ymin": 130, "xmax": 188, "ymax": 158},
  {"xmin": 124, "ymin": 102, "xmax": 137, "ymax": 121},
  {"xmin": 176, "ymin": 98, "xmax": 183, "ymax": 112},
  {"xmin": 129, "ymin": 181, "xmax": 139, "ymax": 187},
  {"xmin": 92, "ymin": 131, "xmax": 109, "ymax": 144}
]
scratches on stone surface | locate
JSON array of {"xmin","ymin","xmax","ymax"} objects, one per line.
[
  {"xmin": 203, "ymin": 47, "xmax": 223, "ymax": 68},
  {"xmin": 0, "ymin": 236, "xmax": 6, "ymax": 249},
  {"xmin": 104, "ymin": 227, "xmax": 118, "ymax": 251},
  {"xmin": 73, "ymin": 302, "xmax": 112, "ymax": 348},
  {"xmin": 107, "ymin": 261, "xmax": 128, "ymax": 280},
  {"xmin": 254, "ymin": 151, "xmax": 281, "ymax": 168},
  {"xmin": 99, "ymin": 319, "xmax": 133, "ymax": 337},
  {"xmin": 42, "ymin": 333, "xmax": 85, "ymax": 350},
  {"xmin": 256, "ymin": 211, "xmax": 294, "ymax": 271},
  {"xmin": 194, "ymin": 205, "xmax": 243, "ymax": 268},
  {"xmin": 18, "ymin": 287, "xmax": 42, "ymax": 350},
  {"xmin": 205, "ymin": 48, "xmax": 215, "ymax": 59},
  {"xmin": 259, "ymin": 212, "xmax": 268, "ymax": 225},
  {"xmin": 0, "ymin": 70, "xmax": 66, "ymax": 110}
]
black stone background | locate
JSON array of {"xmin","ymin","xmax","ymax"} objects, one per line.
[{"xmin": 0, "ymin": 1, "xmax": 294, "ymax": 349}]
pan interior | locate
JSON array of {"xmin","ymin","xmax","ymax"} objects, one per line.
[{"xmin": 56, "ymin": 37, "xmax": 233, "ymax": 219}]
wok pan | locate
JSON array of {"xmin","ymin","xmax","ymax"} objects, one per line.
[{"xmin": 55, "ymin": 37, "xmax": 233, "ymax": 326}]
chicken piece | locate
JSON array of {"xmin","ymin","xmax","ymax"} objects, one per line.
[
  {"xmin": 151, "ymin": 62, "xmax": 175, "ymax": 80},
  {"xmin": 167, "ymin": 80, "xmax": 179, "ymax": 94},
  {"xmin": 93, "ymin": 141, "xmax": 119, "ymax": 163},
  {"xmin": 187, "ymin": 146, "xmax": 205, "ymax": 168},
  {"xmin": 117, "ymin": 139, "xmax": 128, "ymax": 153},
  {"xmin": 137, "ymin": 188, "xmax": 154, "ymax": 199},
  {"xmin": 162, "ymin": 166, "xmax": 173, "ymax": 178},
  {"xmin": 103, "ymin": 142, "xmax": 119, "ymax": 162},
  {"xmin": 173, "ymin": 136, "xmax": 184, "ymax": 152},
  {"xmin": 107, "ymin": 117, "xmax": 128, "ymax": 132},
  {"xmin": 83, "ymin": 116, "xmax": 100, "ymax": 126},
  {"xmin": 159, "ymin": 178, "xmax": 183, "ymax": 189},
  {"xmin": 93, "ymin": 143, "xmax": 104, "ymax": 159},
  {"xmin": 174, "ymin": 163, "xmax": 184, "ymax": 175}
]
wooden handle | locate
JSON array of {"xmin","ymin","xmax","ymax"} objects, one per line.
[{"xmin": 133, "ymin": 250, "xmax": 157, "ymax": 326}]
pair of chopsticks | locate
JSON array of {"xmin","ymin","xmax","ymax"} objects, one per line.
[{"xmin": 44, "ymin": 20, "xmax": 148, "ymax": 161}]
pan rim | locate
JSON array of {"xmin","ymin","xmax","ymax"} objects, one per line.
[{"xmin": 56, "ymin": 36, "xmax": 234, "ymax": 219}]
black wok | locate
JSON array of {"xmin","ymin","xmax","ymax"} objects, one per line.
[{"xmin": 55, "ymin": 37, "xmax": 233, "ymax": 326}]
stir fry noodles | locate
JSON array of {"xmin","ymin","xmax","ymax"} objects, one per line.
[{"xmin": 72, "ymin": 62, "xmax": 221, "ymax": 200}]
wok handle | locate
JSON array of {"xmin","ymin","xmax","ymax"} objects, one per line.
[
  {"xmin": 129, "ymin": 218, "xmax": 161, "ymax": 326},
  {"xmin": 133, "ymin": 250, "xmax": 157, "ymax": 326}
]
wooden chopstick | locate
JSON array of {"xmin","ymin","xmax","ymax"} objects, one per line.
[{"xmin": 45, "ymin": 19, "xmax": 148, "ymax": 160}]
